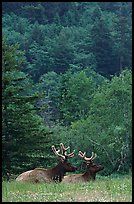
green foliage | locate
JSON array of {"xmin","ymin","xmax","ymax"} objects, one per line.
[
  {"xmin": 60, "ymin": 70, "xmax": 97, "ymax": 125},
  {"xmin": 2, "ymin": 39, "xmax": 55, "ymax": 176},
  {"xmin": 26, "ymin": 41, "xmax": 54, "ymax": 81},
  {"xmin": 90, "ymin": 8, "xmax": 115, "ymax": 77},
  {"xmin": 63, "ymin": 69, "xmax": 132, "ymax": 174},
  {"xmin": 2, "ymin": 2, "xmax": 132, "ymax": 80},
  {"xmin": 51, "ymin": 30, "xmax": 75, "ymax": 73},
  {"xmin": 112, "ymin": 9, "xmax": 132, "ymax": 70},
  {"xmin": 37, "ymin": 71, "xmax": 62, "ymax": 125}
]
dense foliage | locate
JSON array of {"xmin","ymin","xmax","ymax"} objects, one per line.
[
  {"xmin": 2, "ymin": 2, "xmax": 132, "ymax": 81},
  {"xmin": 2, "ymin": 2, "xmax": 132, "ymax": 178},
  {"xmin": 2, "ymin": 39, "xmax": 58, "ymax": 176}
]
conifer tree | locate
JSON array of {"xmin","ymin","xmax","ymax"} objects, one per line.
[
  {"xmin": 90, "ymin": 7, "xmax": 115, "ymax": 78},
  {"xmin": 112, "ymin": 3, "xmax": 132, "ymax": 72},
  {"xmin": 2, "ymin": 39, "xmax": 53, "ymax": 176}
]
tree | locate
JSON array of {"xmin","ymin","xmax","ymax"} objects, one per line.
[
  {"xmin": 112, "ymin": 4, "xmax": 132, "ymax": 72},
  {"xmin": 59, "ymin": 70, "xmax": 96, "ymax": 125},
  {"xmin": 51, "ymin": 30, "xmax": 75, "ymax": 73},
  {"xmin": 90, "ymin": 7, "xmax": 115, "ymax": 78},
  {"xmin": 26, "ymin": 41, "xmax": 54, "ymax": 82},
  {"xmin": 66, "ymin": 69, "xmax": 132, "ymax": 174},
  {"xmin": 2, "ymin": 39, "xmax": 53, "ymax": 177},
  {"xmin": 21, "ymin": 3, "xmax": 47, "ymax": 24},
  {"xmin": 37, "ymin": 71, "xmax": 62, "ymax": 126}
]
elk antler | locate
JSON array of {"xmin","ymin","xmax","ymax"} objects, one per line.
[
  {"xmin": 78, "ymin": 151, "xmax": 97, "ymax": 161},
  {"xmin": 60, "ymin": 143, "xmax": 70, "ymax": 154},
  {"xmin": 60, "ymin": 143, "xmax": 75, "ymax": 159},
  {"xmin": 52, "ymin": 145, "xmax": 65, "ymax": 160}
]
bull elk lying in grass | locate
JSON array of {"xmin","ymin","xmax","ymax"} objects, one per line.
[
  {"xmin": 16, "ymin": 143, "xmax": 77, "ymax": 183},
  {"xmin": 62, "ymin": 150, "xmax": 104, "ymax": 183}
]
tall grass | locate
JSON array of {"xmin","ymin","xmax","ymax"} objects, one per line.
[{"xmin": 2, "ymin": 174, "xmax": 132, "ymax": 202}]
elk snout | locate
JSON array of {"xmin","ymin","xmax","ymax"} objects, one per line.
[{"xmin": 97, "ymin": 165, "xmax": 104, "ymax": 172}]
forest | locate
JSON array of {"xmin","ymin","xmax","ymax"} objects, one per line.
[{"xmin": 2, "ymin": 2, "xmax": 132, "ymax": 179}]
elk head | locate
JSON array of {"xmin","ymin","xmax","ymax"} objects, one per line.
[
  {"xmin": 78, "ymin": 151, "xmax": 104, "ymax": 179},
  {"xmin": 52, "ymin": 143, "xmax": 77, "ymax": 177}
]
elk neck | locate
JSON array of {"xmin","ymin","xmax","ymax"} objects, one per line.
[{"xmin": 49, "ymin": 162, "xmax": 65, "ymax": 182}]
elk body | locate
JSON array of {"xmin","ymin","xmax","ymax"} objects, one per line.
[
  {"xmin": 62, "ymin": 151, "xmax": 104, "ymax": 183},
  {"xmin": 16, "ymin": 143, "xmax": 76, "ymax": 183}
]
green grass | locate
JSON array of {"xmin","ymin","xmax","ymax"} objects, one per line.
[{"xmin": 2, "ymin": 174, "xmax": 132, "ymax": 202}]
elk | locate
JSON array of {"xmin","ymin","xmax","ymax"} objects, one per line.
[
  {"xmin": 62, "ymin": 150, "xmax": 104, "ymax": 183},
  {"xmin": 16, "ymin": 143, "xmax": 77, "ymax": 183}
]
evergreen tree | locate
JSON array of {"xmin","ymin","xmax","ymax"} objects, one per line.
[
  {"xmin": 112, "ymin": 4, "xmax": 132, "ymax": 72},
  {"xmin": 2, "ymin": 39, "xmax": 53, "ymax": 176},
  {"xmin": 52, "ymin": 30, "xmax": 75, "ymax": 73},
  {"xmin": 90, "ymin": 7, "xmax": 115, "ymax": 78}
]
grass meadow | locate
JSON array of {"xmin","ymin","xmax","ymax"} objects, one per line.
[{"xmin": 2, "ymin": 174, "xmax": 132, "ymax": 202}]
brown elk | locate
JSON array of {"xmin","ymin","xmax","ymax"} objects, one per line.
[
  {"xmin": 16, "ymin": 143, "xmax": 77, "ymax": 183},
  {"xmin": 62, "ymin": 150, "xmax": 104, "ymax": 183}
]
